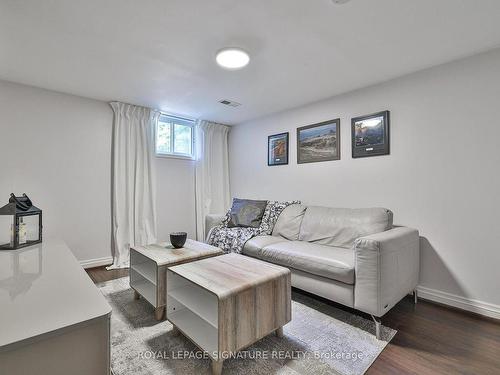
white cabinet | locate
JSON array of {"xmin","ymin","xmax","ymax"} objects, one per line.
[{"xmin": 0, "ymin": 240, "xmax": 111, "ymax": 375}]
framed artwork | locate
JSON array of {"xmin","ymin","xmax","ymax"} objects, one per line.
[
  {"xmin": 297, "ymin": 119, "xmax": 340, "ymax": 164},
  {"xmin": 268, "ymin": 132, "xmax": 289, "ymax": 166},
  {"xmin": 351, "ymin": 111, "xmax": 390, "ymax": 158}
]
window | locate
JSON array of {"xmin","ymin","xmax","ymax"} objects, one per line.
[{"xmin": 155, "ymin": 115, "xmax": 195, "ymax": 159}]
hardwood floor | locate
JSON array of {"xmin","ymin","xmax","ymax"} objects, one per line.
[
  {"xmin": 87, "ymin": 266, "xmax": 500, "ymax": 374},
  {"xmin": 368, "ymin": 297, "xmax": 500, "ymax": 374},
  {"xmin": 87, "ymin": 265, "xmax": 128, "ymax": 283}
]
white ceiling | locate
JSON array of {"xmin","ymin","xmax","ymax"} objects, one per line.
[{"xmin": 2, "ymin": 0, "xmax": 500, "ymax": 125}]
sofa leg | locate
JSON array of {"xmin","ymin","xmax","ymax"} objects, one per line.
[
  {"xmin": 413, "ymin": 289, "xmax": 418, "ymax": 304},
  {"xmin": 371, "ymin": 315, "xmax": 381, "ymax": 340}
]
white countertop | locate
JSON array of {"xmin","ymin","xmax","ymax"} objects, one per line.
[{"xmin": 0, "ymin": 239, "xmax": 111, "ymax": 349}]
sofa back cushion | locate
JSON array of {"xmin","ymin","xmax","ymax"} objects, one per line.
[
  {"xmin": 298, "ymin": 206, "xmax": 393, "ymax": 248},
  {"xmin": 272, "ymin": 204, "xmax": 307, "ymax": 240}
]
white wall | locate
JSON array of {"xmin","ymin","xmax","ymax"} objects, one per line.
[
  {"xmin": 229, "ymin": 48, "xmax": 500, "ymax": 313},
  {"xmin": 0, "ymin": 80, "xmax": 197, "ymax": 264},
  {"xmin": 0, "ymin": 80, "xmax": 113, "ymax": 263}
]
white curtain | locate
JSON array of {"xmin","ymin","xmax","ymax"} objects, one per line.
[
  {"xmin": 108, "ymin": 102, "xmax": 159, "ymax": 269},
  {"xmin": 195, "ymin": 120, "xmax": 231, "ymax": 241}
]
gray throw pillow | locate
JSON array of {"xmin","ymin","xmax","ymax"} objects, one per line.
[{"xmin": 227, "ymin": 198, "xmax": 268, "ymax": 228}]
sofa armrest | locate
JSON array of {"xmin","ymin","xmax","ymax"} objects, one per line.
[
  {"xmin": 205, "ymin": 213, "xmax": 226, "ymax": 241},
  {"xmin": 354, "ymin": 227, "xmax": 420, "ymax": 317}
]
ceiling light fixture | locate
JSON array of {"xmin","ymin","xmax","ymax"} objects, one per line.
[{"xmin": 216, "ymin": 48, "xmax": 250, "ymax": 70}]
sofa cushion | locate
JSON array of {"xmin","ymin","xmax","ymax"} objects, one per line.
[
  {"xmin": 299, "ymin": 206, "xmax": 393, "ymax": 248},
  {"xmin": 242, "ymin": 235, "xmax": 286, "ymax": 258},
  {"xmin": 227, "ymin": 198, "xmax": 268, "ymax": 228},
  {"xmin": 272, "ymin": 204, "xmax": 307, "ymax": 240},
  {"xmin": 259, "ymin": 241, "xmax": 355, "ymax": 284}
]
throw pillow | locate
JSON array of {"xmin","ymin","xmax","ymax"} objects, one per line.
[
  {"xmin": 227, "ymin": 198, "xmax": 268, "ymax": 228},
  {"xmin": 259, "ymin": 200, "xmax": 302, "ymax": 234}
]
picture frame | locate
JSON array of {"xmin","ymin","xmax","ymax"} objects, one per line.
[
  {"xmin": 351, "ymin": 111, "xmax": 390, "ymax": 158},
  {"xmin": 267, "ymin": 132, "xmax": 289, "ymax": 166},
  {"xmin": 297, "ymin": 119, "xmax": 340, "ymax": 164}
]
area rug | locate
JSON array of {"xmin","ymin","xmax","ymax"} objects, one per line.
[{"xmin": 98, "ymin": 277, "xmax": 396, "ymax": 375}]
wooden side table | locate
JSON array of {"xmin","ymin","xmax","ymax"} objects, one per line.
[
  {"xmin": 129, "ymin": 239, "xmax": 223, "ymax": 320},
  {"xmin": 166, "ymin": 253, "xmax": 291, "ymax": 375}
]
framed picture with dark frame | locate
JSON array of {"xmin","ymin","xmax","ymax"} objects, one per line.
[
  {"xmin": 268, "ymin": 132, "xmax": 289, "ymax": 166},
  {"xmin": 351, "ymin": 111, "xmax": 390, "ymax": 158},
  {"xmin": 297, "ymin": 119, "xmax": 340, "ymax": 164}
]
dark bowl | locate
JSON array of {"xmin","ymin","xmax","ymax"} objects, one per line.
[{"xmin": 170, "ymin": 232, "xmax": 187, "ymax": 249}]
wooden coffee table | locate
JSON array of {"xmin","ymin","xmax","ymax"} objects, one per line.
[
  {"xmin": 166, "ymin": 253, "xmax": 291, "ymax": 375},
  {"xmin": 129, "ymin": 239, "xmax": 223, "ymax": 320}
]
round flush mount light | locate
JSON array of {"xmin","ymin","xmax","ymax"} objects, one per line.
[{"xmin": 216, "ymin": 48, "xmax": 250, "ymax": 70}]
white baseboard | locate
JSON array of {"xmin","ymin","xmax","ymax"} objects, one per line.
[
  {"xmin": 80, "ymin": 256, "xmax": 113, "ymax": 269},
  {"xmin": 417, "ymin": 285, "xmax": 500, "ymax": 320}
]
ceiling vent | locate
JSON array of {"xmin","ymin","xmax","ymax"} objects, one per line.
[{"xmin": 219, "ymin": 99, "xmax": 241, "ymax": 107}]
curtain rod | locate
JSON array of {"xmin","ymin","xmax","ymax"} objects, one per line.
[{"xmin": 159, "ymin": 112, "xmax": 196, "ymax": 122}]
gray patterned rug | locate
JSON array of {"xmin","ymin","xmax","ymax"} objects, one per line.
[{"xmin": 98, "ymin": 277, "xmax": 396, "ymax": 375}]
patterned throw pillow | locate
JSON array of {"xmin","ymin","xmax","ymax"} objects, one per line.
[
  {"xmin": 227, "ymin": 198, "xmax": 268, "ymax": 228},
  {"xmin": 259, "ymin": 200, "xmax": 301, "ymax": 234}
]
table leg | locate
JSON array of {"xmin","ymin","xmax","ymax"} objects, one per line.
[
  {"xmin": 133, "ymin": 290, "xmax": 140, "ymax": 300},
  {"xmin": 211, "ymin": 359, "xmax": 223, "ymax": 375},
  {"xmin": 171, "ymin": 325, "xmax": 179, "ymax": 335},
  {"xmin": 154, "ymin": 306, "xmax": 165, "ymax": 321},
  {"xmin": 275, "ymin": 326, "xmax": 284, "ymax": 338}
]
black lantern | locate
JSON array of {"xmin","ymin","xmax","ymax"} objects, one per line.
[{"xmin": 0, "ymin": 194, "xmax": 42, "ymax": 250}]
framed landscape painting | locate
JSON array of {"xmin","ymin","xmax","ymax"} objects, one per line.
[
  {"xmin": 351, "ymin": 111, "xmax": 390, "ymax": 158},
  {"xmin": 297, "ymin": 119, "xmax": 340, "ymax": 164},
  {"xmin": 268, "ymin": 132, "xmax": 289, "ymax": 166}
]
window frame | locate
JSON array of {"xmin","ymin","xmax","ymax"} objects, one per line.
[{"xmin": 155, "ymin": 114, "xmax": 196, "ymax": 160}]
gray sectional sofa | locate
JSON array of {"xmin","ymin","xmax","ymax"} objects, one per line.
[{"xmin": 206, "ymin": 204, "xmax": 420, "ymax": 338}]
